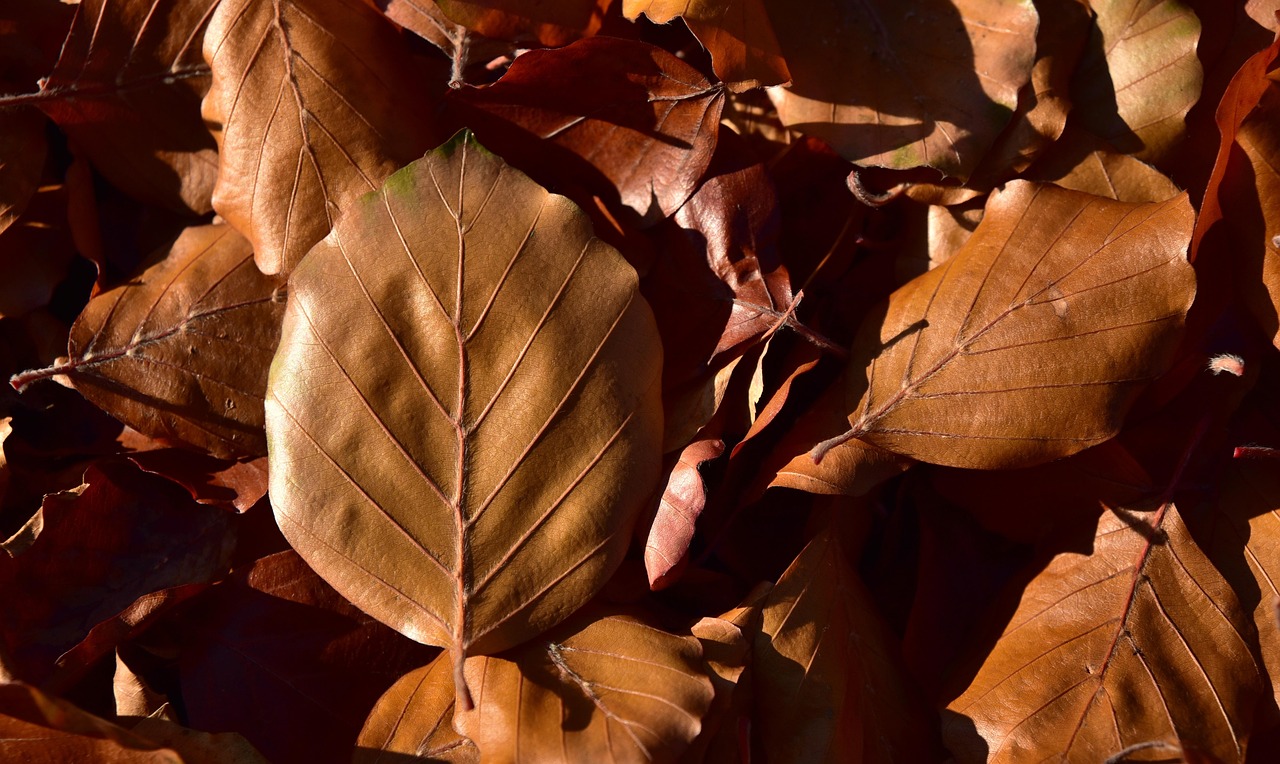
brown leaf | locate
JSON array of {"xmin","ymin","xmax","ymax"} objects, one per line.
[
  {"xmin": 127, "ymin": 718, "xmax": 271, "ymax": 764},
  {"xmin": 0, "ymin": 182, "xmax": 77, "ymax": 319},
  {"xmin": 766, "ymin": 0, "xmax": 1038, "ymax": 180},
  {"xmin": 202, "ymin": 0, "xmax": 441, "ymax": 275},
  {"xmin": 1227, "ymin": 82, "xmax": 1280, "ymax": 349},
  {"xmin": 645, "ymin": 437, "xmax": 725, "ymax": 590},
  {"xmin": 1071, "ymin": 0, "xmax": 1203, "ymax": 165},
  {"xmin": 623, "ymin": 0, "xmax": 790, "ymax": 89},
  {"xmin": 356, "ymin": 655, "xmax": 479, "ymax": 763},
  {"xmin": 1025, "ymin": 126, "xmax": 1183, "ymax": 203},
  {"xmin": 378, "ymin": 0, "xmax": 515, "ymax": 84},
  {"xmin": 453, "ymin": 37, "xmax": 725, "ymax": 225},
  {"xmin": 454, "ymin": 610, "xmax": 715, "ymax": 764},
  {"xmin": 944, "ymin": 502, "xmax": 1262, "ymax": 763},
  {"xmin": 0, "ymin": 108, "xmax": 46, "ymax": 232},
  {"xmin": 682, "ymin": 587, "xmax": 767, "ymax": 764},
  {"xmin": 754, "ymin": 527, "xmax": 940, "ymax": 763},
  {"xmin": 12, "ymin": 224, "xmax": 284, "ymax": 459},
  {"xmin": 267, "ymin": 132, "xmax": 663, "ymax": 704},
  {"xmin": 34, "ymin": 0, "xmax": 220, "ymax": 215},
  {"xmin": 175, "ymin": 550, "xmax": 437, "ymax": 764},
  {"xmin": 0, "ymin": 683, "xmax": 183, "ymax": 763},
  {"xmin": 432, "ymin": 0, "xmax": 609, "ymax": 46},
  {"xmin": 816, "ymin": 181, "xmax": 1195, "ymax": 470}
]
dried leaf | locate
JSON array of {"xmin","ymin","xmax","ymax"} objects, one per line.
[
  {"xmin": 623, "ymin": 0, "xmax": 790, "ymax": 89},
  {"xmin": 820, "ymin": 181, "xmax": 1195, "ymax": 470},
  {"xmin": 1229, "ymin": 84, "xmax": 1280, "ymax": 349},
  {"xmin": 944, "ymin": 503, "xmax": 1262, "ymax": 763},
  {"xmin": 454, "ymin": 37, "xmax": 725, "ymax": 224},
  {"xmin": 766, "ymin": 0, "xmax": 1038, "ymax": 180},
  {"xmin": 356, "ymin": 655, "xmax": 479, "ymax": 763},
  {"xmin": 454, "ymin": 611, "xmax": 715, "ymax": 764},
  {"xmin": 755, "ymin": 527, "xmax": 940, "ymax": 763},
  {"xmin": 267, "ymin": 132, "xmax": 663, "ymax": 700},
  {"xmin": 13, "ymin": 224, "xmax": 285, "ymax": 459},
  {"xmin": 0, "ymin": 108, "xmax": 46, "ymax": 232},
  {"xmin": 35, "ymin": 0, "xmax": 220, "ymax": 214},
  {"xmin": 0, "ymin": 683, "xmax": 183, "ymax": 763},
  {"xmin": 0, "ymin": 182, "xmax": 77, "ymax": 319},
  {"xmin": 645, "ymin": 437, "xmax": 725, "ymax": 590},
  {"xmin": 1072, "ymin": 0, "xmax": 1203, "ymax": 165},
  {"xmin": 1026, "ymin": 126, "xmax": 1182, "ymax": 203},
  {"xmin": 127, "ymin": 718, "xmax": 271, "ymax": 764},
  {"xmin": 202, "ymin": 0, "xmax": 441, "ymax": 275},
  {"xmin": 433, "ymin": 0, "xmax": 609, "ymax": 46}
]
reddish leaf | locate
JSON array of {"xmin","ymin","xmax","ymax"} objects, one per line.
[
  {"xmin": 433, "ymin": 0, "xmax": 609, "ymax": 47},
  {"xmin": 623, "ymin": 0, "xmax": 790, "ymax": 89},
  {"xmin": 0, "ymin": 182, "xmax": 77, "ymax": 319},
  {"xmin": 0, "ymin": 108, "xmax": 46, "ymax": 233},
  {"xmin": 453, "ymin": 37, "xmax": 726, "ymax": 225},
  {"xmin": 645, "ymin": 437, "xmax": 725, "ymax": 590},
  {"xmin": 119, "ymin": 428, "xmax": 268, "ymax": 513}
]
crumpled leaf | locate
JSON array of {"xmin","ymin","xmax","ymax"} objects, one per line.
[
  {"xmin": 267, "ymin": 132, "xmax": 663, "ymax": 703},
  {"xmin": 0, "ymin": 683, "xmax": 183, "ymax": 763},
  {"xmin": 766, "ymin": 0, "xmax": 1038, "ymax": 180},
  {"xmin": 944, "ymin": 502, "xmax": 1262, "ymax": 763},
  {"xmin": 12, "ymin": 224, "xmax": 285, "ymax": 460},
  {"xmin": 623, "ymin": 0, "xmax": 790, "ymax": 90},
  {"xmin": 356, "ymin": 654, "xmax": 479, "ymax": 763},
  {"xmin": 433, "ymin": 0, "xmax": 609, "ymax": 47},
  {"xmin": 454, "ymin": 610, "xmax": 715, "ymax": 764},
  {"xmin": 35, "ymin": 0, "xmax": 220, "ymax": 214},
  {"xmin": 754, "ymin": 527, "xmax": 940, "ymax": 763},
  {"xmin": 1071, "ymin": 0, "xmax": 1203, "ymax": 165},
  {"xmin": 816, "ymin": 181, "xmax": 1195, "ymax": 470},
  {"xmin": 202, "ymin": 0, "xmax": 441, "ymax": 275},
  {"xmin": 644, "ymin": 437, "xmax": 725, "ymax": 590},
  {"xmin": 453, "ymin": 37, "xmax": 726, "ymax": 225}
]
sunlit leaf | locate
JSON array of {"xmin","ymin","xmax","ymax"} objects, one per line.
[{"xmin": 623, "ymin": 0, "xmax": 790, "ymax": 89}]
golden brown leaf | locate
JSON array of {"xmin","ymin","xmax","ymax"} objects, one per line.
[
  {"xmin": 766, "ymin": 0, "xmax": 1038, "ymax": 180},
  {"xmin": 433, "ymin": 0, "xmax": 608, "ymax": 46},
  {"xmin": 1072, "ymin": 0, "xmax": 1203, "ymax": 165},
  {"xmin": 267, "ymin": 132, "xmax": 663, "ymax": 706},
  {"xmin": 815, "ymin": 181, "xmax": 1196, "ymax": 470},
  {"xmin": 1026, "ymin": 127, "xmax": 1182, "ymax": 203},
  {"xmin": 356, "ymin": 655, "xmax": 478, "ymax": 763},
  {"xmin": 1232, "ymin": 84, "xmax": 1280, "ymax": 349},
  {"xmin": 12, "ymin": 224, "xmax": 284, "ymax": 459},
  {"xmin": 944, "ymin": 503, "xmax": 1262, "ymax": 763},
  {"xmin": 623, "ymin": 0, "xmax": 790, "ymax": 90},
  {"xmin": 454, "ymin": 611, "xmax": 715, "ymax": 764},
  {"xmin": 0, "ymin": 683, "xmax": 183, "ymax": 763},
  {"xmin": 202, "ymin": 0, "xmax": 440, "ymax": 275},
  {"xmin": 755, "ymin": 527, "xmax": 940, "ymax": 763}
]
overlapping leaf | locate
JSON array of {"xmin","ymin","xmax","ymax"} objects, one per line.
[
  {"xmin": 267, "ymin": 133, "xmax": 664, "ymax": 700},
  {"xmin": 356, "ymin": 655, "xmax": 478, "ymax": 763},
  {"xmin": 0, "ymin": 683, "xmax": 183, "ymax": 763},
  {"xmin": 434, "ymin": 0, "xmax": 609, "ymax": 46},
  {"xmin": 623, "ymin": 0, "xmax": 790, "ymax": 89},
  {"xmin": 817, "ymin": 181, "xmax": 1195, "ymax": 470},
  {"xmin": 202, "ymin": 0, "xmax": 441, "ymax": 275},
  {"xmin": 944, "ymin": 502, "xmax": 1262, "ymax": 763}
]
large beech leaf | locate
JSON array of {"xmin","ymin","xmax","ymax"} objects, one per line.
[
  {"xmin": 202, "ymin": 0, "xmax": 440, "ymax": 275},
  {"xmin": 453, "ymin": 611, "xmax": 715, "ymax": 764},
  {"xmin": 754, "ymin": 527, "xmax": 939, "ymax": 763},
  {"xmin": 453, "ymin": 37, "xmax": 725, "ymax": 225},
  {"xmin": 267, "ymin": 132, "xmax": 664, "ymax": 701},
  {"xmin": 33, "ymin": 0, "xmax": 219, "ymax": 214},
  {"xmin": 13, "ymin": 224, "xmax": 285, "ymax": 460},
  {"xmin": 356, "ymin": 654, "xmax": 478, "ymax": 763},
  {"xmin": 819, "ymin": 181, "xmax": 1195, "ymax": 470},
  {"xmin": 765, "ymin": 0, "xmax": 1038, "ymax": 180},
  {"xmin": 943, "ymin": 502, "xmax": 1262, "ymax": 763},
  {"xmin": 1071, "ymin": 0, "xmax": 1203, "ymax": 165},
  {"xmin": 623, "ymin": 0, "xmax": 791, "ymax": 90}
]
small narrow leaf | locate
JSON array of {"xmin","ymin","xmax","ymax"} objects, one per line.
[{"xmin": 267, "ymin": 132, "xmax": 663, "ymax": 700}]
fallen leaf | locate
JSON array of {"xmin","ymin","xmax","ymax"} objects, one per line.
[
  {"xmin": 432, "ymin": 0, "xmax": 609, "ymax": 46},
  {"xmin": 944, "ymin": 502, "xmax": 1262, "ymax": 763},
  {"xmin": 202, "ymin": 0, "xmax": 442, "ymax": 275},
  {"xmin": 267, "ymin": 131, "xmax": 663, "ymax": 705},
  {"xmin": 377, "ymin": 0, "xmax": 515, "ymax": 85},
  {"xmin": 817, "ymin": 181, "xmax": 1196, "ymax": 470},
  {"xmin": 0, "ymin": 108, "xmax": 46, "ymax": 232},
  {"xmin": 645, "ymin": 437, "xmax": 725, "ymax": 590},
  {"xmin": 1071, "ymin": 0, "xmax": 1204, "ymax": 165},
  {"xmin": 1025, "ymin": 126, "xmax": 1183, "ymax": 203},
  {"xmin": 34, "ymin": 0, "xmax": 220, "ymax": 215},
  {"xmin": 766, "ymin": 0, "xmax": 1038, "ymax": 180},
  {"xmin": 0, "ymin": 683, "xmax": 183, "ymax": 763},
  {"xmin": 11, "ymin": 224, "xmax": 285, "ymax": 460},
  {"xmin": 454, "ymin": 610, "xmax": 715, "ymax": 764},
  {"xmin": 355, "ymin": 655, "xmax": 479, "ymax": 763},
  {"xmin": 754, "ymin": 526, "xmax": 941, "ymax": 763},
  {"xmin": 453, "ymin": 37, "xmax": 725, "ymax": 225},
  {"xmin": 1227, "ymin": 82, "xmax": 1280, "ymax": 349},
  {"xmin": 0, "ymin": 182, "xmax": 77, "ymax": 319},
  {"xmin": 127, "ymin": 717, "xmax": 271, "ymax": 764},
  {"xmin": 623, "ymin": 0, "xmax": 790, "ymax": 90}
]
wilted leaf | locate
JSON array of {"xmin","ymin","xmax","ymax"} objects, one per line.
[
  {"xmin": 434, "ymin": 0, "xmax": 609, "ymax": 46},
  {"xmin": 176, "ymin": 550, "xmax": 436, "ymax": 764},
  {"xmin": 454, "ymin": 37, "xmax": 725, "ymax": 224},
  {"xmin": 623, "ymin": 0, "xmax": 790, "ymax": 89},
  {"xmin": 0, "ymin": 683, "xmax": 183, "ymax": 763},
  {"xmin": 202, "ymin": 0, "xmax": 441, "ymax": 275},
  {"xmin": 356, "ymin": 655, "xmax": 479, "ymax": 763},
  {"xmin": 454, "ymin": 610, "xmax": 715, "ymax": 764},
  {"xmin": 944, "ymin": 502, "xmax": 1262, "ymax": 763},
  {"xmin": 1071, "ymin": 0, "xmax": 1203, "ymax": 165},
  {"xmin": 766, "ymin": 0, "xmax": 1038, "ymax": 180},
  {"xmin": 645, "ymin": 437, "xmax": 725, "ymax": 590},
  {"xmin": 755, "ymin": 527, "xmax": 940, "ymax": 763},
  {"xmin": 816, "ymin": 181, "xmax": 1195, "ymax": 470},
  {"xmin": 35, "ymin": 0, "xmax": 220, "ymax": 214},
  {"xmin": 11, "ymin": 224, "xmax": 285, "ymax": 459},
  {"xmin": 0, "ymin": 108, "xmax": 46, "ymax": 232},
  {"xmin": 267, "ymin": 132, "xmax": 663, "ymax": 702}
]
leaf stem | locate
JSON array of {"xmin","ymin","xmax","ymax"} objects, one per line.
[{"xmin": 9, "ymin": 363, "xmax": 73, "ymax": 392}]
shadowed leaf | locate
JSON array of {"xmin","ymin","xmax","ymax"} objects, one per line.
[
  {"xmin": 0, "ymin": 683, "xmax": 183, "ymax": 763},
  {"xmin": 623, "ymin": 0, "xmax": 790, "ymax": 89},
  {"xmin": 434, "ymin": 0, "xmax": 609, "ymax": 46},
  {"xmin": 0, "ymin": 109, "xmax": 46, "ymax": 233},
  {"xmin": 356, "ymin": 654, "xmax": 478, "ymax": 763}
]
